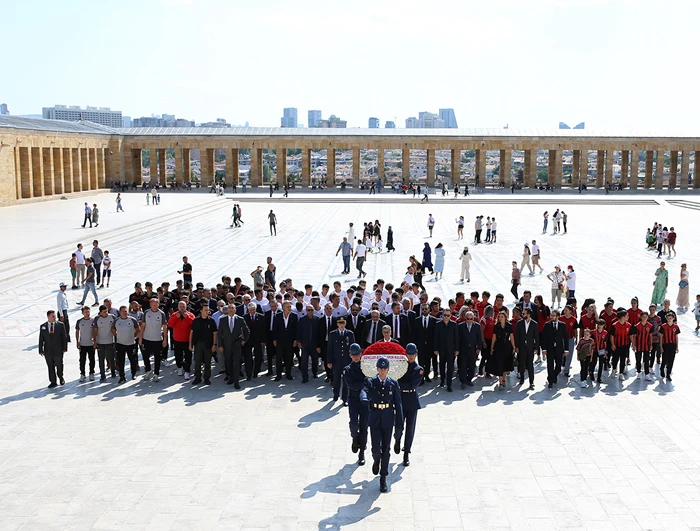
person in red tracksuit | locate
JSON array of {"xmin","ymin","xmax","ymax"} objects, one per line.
[
  {"xmin": 610, "ymin": 310, "xmax": 632, "ymax": 381},
  {"xmin": 660, "ymin": 313, "xmax": 680, "ymax": 381},
  {"xmin": 631, "ymin": 311, "xmax": 654, "ymax": 381},
  {"xmin": 591, "ymin": 320, "xmax": 609, "ymax": 383}
]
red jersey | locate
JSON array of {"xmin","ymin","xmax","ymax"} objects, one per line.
[
  {"xmin": 593, "ymin": 329, "xmax": 609, "ymax": 352},
  {"xmin": 493, "ymin": 304, "xmax": 509, "ymax": 319},
  {"xmin": 599, "ymin": 310, "xmax": 617, "ymax": 331},
  {"xmin": 510, "ymin": 317, "xmax": 521, "ymax": 329},
  {"xmin": 480, "ymin": 316, "xmax": 495, "ymax": 339},
  {"xmin": 537, "ymin": 307, "xmax": 550, "ymax": 333},
  {"xmin": 649, "ymin": 315, "xmax": 662, "ymax": 343},
  {"xmin": 661, "ymin": 322, "xmax": 680, "ymax": 344},
  {"xmin": 627, "ymin": 307, "xmax": 642, "ymax": 326},
  {"xmin": 632, "ymin": 321, "xmax": 653, "ymax": 351},
  {"xmin": 579, "ymin": 313, "xmax": 597, "ymax": 333},
  {"xmin": 560, "ymin": 315, "xmax": 578, "ymax": 340},
  {"xmin": 611, "ymin": 321, "xmax": 632, "ymax": 347},
  {"xmin": 476, "ymin": 301, "xmax": 489, "ymax": 319}
]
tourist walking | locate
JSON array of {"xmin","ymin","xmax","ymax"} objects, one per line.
[
  {"xmin": 386, "ymin": 226, "xmax": 395, "ymax": 252},
  {"xmin": 459, "ymin": 247, "xmax": 471, "ymax": 283},
  {"xmin": 520, "ymin": 243, "xmax": 533, "ymax": 275},
  {"xmin": 530, "ymin": 240, "xmax": 543, "ymax": 274},
  {"xmin": 677, "ymin": 263, "xmax": 689, "ymax": 311},
  {"xmin": 547, "ymin": 265, "xmax": 566, "ymax": 309},
  {"xmin": 455, "ymin": 216, "xmax": 464, "ymax": 239},
  {"xmin": 116, "ymin": 193, "xmax": 124, "ymax": 212},
  {"xmin": 427, "ymin": 214, "xmax": 435, "ymax": 237},
  {"xmin": 76, "ymin": 258, "xmax": 99, "ymax": 307},
  {"xmin": 651, "ymin": 261, "xmax": 668, "ymax": 305},
  {"xmin": 354, "ymin": 239, "xmax": 367, "ymax": 278},
  {"xmin": 565, "ymin": 265, "xmax": 576, "ymax": 298},
  {"xmin": 91, "ymin": 204, "xmax": 99, "ymax": 227},
  {"xmin": 422, "ymin": 243, "xmax": 433, "ymax": 274},
  {"xmin": 268, "ymin": 210, "xmax": 277, "ymax": 236},
  {"xmin": 433, "ymin": 243, "xmax": 445, "ymax": 280},
  {"xmin": 82, "ymin": 202, "xmax": 92, "ymax": 228},
  {"xmin": 490, "ymin": 218, "xmax": 497, "ymax": 243},
  {"xmin": 562, "ymin": 211, "xmax": 568, "ymax": 233},
  {"xmin": 510, "ymin": 261, "xmax": 521, "ymax": 301},
  {"xmin": 542, "ymin": 211, "xmax": 549, "ymax": 233},
  {"xmin": 336, "ymin": 237, "xmax": 352, "ymax": 274}
]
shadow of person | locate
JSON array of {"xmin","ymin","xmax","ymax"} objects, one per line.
[{"xmin": 298, "ymin": 401, "xmax": 340, "ymax": 428}]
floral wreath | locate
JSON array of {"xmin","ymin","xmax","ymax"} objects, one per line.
[{"xmin": 362, "ymin": 342, "xmax": 406, "ymax": 356}]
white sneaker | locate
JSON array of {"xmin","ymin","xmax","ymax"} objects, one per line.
[
  {"xmin": 152, "ymin": 374, "xmax": 159, "ymax": 382},
  {"xmin": 618, "ymin": 373, "xmax": 624, "ymax": 381},
  {"xmin": 645, "ymin": 374, "xmax": 653, "ymax": 381},
  {"xmin": 162, "ymin": 359, "xmax": 171, "ymax": 367},
  {"xmin": 184, "ymin": 372, "xmax": 190, "ymax": 381},
  {"xmin": 636, "ymin": 372, "xmax": 643, "ymax": 379},
  {"xmin": 89, "ymin": 373, "xmax": 95, "ymax": 381},
  {"xmin": 177, "ymin": 368, "xmax": 184, "ymax": 376},
  {"xmin": 144, "ymin": 370, "xmax": 153, "ymax": 380},
  {"xmin": 79, "ymin": 375, "xmax": 86, "ymax": 383},
  {"xmin": 579, "ymin": 380, "xmax": 588, "ymax": 388}
]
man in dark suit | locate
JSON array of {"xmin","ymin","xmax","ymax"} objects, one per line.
[
  {"xmin": 217, "ymin": 305, "xmax": 250, "ymax": 389},
  {"xmin": 541, "ymin": 309, "xmax": 569, "ymax": 389},
  {"xmin": 401, "ymin": 299, "xmax": 417, "ymax": 329},
  {"xmin": 38, "ymin": 310, "xmax": 68, "ymax": 388},
  {"xmin": 386, "ymin": 302, "xmax": 411, "ymax": 347},
  {"xmin": 327, "ymin": 317, "xmax": 356, "ymax": 402},
  {"xmin": 243, "ymin": 302, "xmax": 266, "ymax": 379},
  {"xmin": 264, "ymin": 301, "xmax": 280, "ymax": 376},
  {"xmin": 345, "ymin": 304, "xmax": 366, "ymax": 339},
  {"xmin": 296, "ymin": 305, "xmax": 319, "ymax": 382},
  {"xmin": 317, "ymin": 304, "xmax": 337, "ymax": 382},
  {"xmin": 362, "ymin": 310, "xmax": 386, "ymax": 348},
  {"xmin": 515, "ymin": 308, "xmax": 539, "ymax": 390},
  {"xmin": 413, "ymin": 305, "xmax": 436, "ymax": 383},
  {"xmin": 273, "ymin": 301, "xmax": 298, "ymax": 381},
  {"xmin": 433, "ymin": 309, "xmax": 459, "ymax": 391},
  {"xmin": 458, "ymin": 311, "xmax": 482, "ymax": 388}
]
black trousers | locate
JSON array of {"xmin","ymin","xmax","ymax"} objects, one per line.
[
  {"xmin": 82, "ymin": 213, "xmax": 92, "ymax": 227},
  {"xmin": 93, "ymin": 262, "xmax": 102, "ymax": 285},
  {"xmin": 277, "ymin": 342, "xmax": 294, "ymax": 377},
  {"xmin": 331, "ymin": 363, "xmax": 347, "ymax": 401},
  {"xmin": 612, "ymin": 345, "xmax": 629, "ymax": 372},
  {"xmin": 593, "ymin": 355, "xmax": 607, "ymax": 380},
  {"xmin": 348, "ymin": 395, "xmax": 368, "ymax": 450},
  {"xmin": 265, "ymin": 338, "xmax": 276, "ymax": 373},
  {"xmin": 251, "ymin": 342, "xmax": 265, "ymax": 376},
  {"xmin": 97, "ymin": 344, "xmax": 116, "ymax": 378},
  {"xmin": 475, "ymin": 229, "xmax": 482, "ymax": 243},
  {"xmin": 651, "ymin": 343, "xmax": 661, "ymax": 364},
  {"xmin": 193, "ymin": 341, "xmax": 212, "ymax": 380},
  {"xmin": 518, "ymin": 349, "xmax": 535, "ymax": 384},
  {"xmin": 402, "ymin": 408, "xmax": 418, "ymax": 453},
  {"xmin": 546, "ymin": 350, "xmax": 563, "ymax": 384},
  {"xmin": 479, "ymin": 338, "xmax": 492, "ymax": 373},
  {"xmin": 438, "ymin": 350, "xmax": 455, "ymax": 387},
  {"xmin": 661, "ymin": 344, "xmax": 676, "ymax": 376},
  {"xmin": 370, "ymin": 425, "xmax": 394, "ymax": 477},
  {"xmin": 458, "ymin": 346, "xmax": 478, "ymax": 383},
  {"xmin": 44, "ymin": 352, "xmax": 64, "ymax": 384},
  {"xmin": 59, "ymin": 310, "xmax": 70, "ymax": 341},
  {"xmin": 142, "ymin": 339, "xmax": 163, "ymax": 374},
  {"xmin": 115, "ymin": 343, "xmax": 137, "ymax": 378},
  {"xmin": 173, "ymin": 341, "xmax": 192, "ymax": 372},
  {"xmin": 79, "ymin": 345, "xmax": 96, "ymax": 375},
  {"xmin": 511, "ymin": 280, "xmax": 519, "ymax": 300},
  {"xmin": 635, "ymin": 350, "xmax": 651, "ymax": 375},
  {"xmin": 300, "ymin": 346, "xmax": 318, "ymax": 381},
  {"xmin": 319, "ymin": 346, "xmax": 332, "ymax": 379},
  {"xmin": 579, "ymin": 357, "xmax": 591, "ymax": 382},
  {"xmin": 224, "ymin": 343, "xmax": 243, "ymax": 384},
  {"xmin": 417, "ymin": 344, "xmax": 432, "ymax": 380}
]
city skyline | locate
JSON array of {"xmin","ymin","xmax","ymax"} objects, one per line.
[{"xmin": 3, "ymin": 1, "xmax": 700, "ymax": 133}]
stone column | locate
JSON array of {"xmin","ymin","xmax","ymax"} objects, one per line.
[
  {"xmin": 158, "ymin": 148, "xmax": 167, "ymax": 184},
  {"xmin": 31, "ymin": 147, "xmax": 44, "ymax": 197},
  {"xmin": 680, "ymin": 151, "xmax": 690, "ymax": 189},
  {"xmin": 655, "ymin": 150, "xmax": 664, "ymax": 189},
  {"xmin": 620, "ymin": 150, "xmax": 629, "ymax": 188},
  {"xmin": 594, "ymin": 150, "xmax": 603, "ymax": 188},
  {"xmin": 669, "ymin": 150, "xmax": 678, "ymax": 189},
  {"xmin": 451, "ymin": 149, "xmax": 460, "ymax": 185},
  {"xmin": 54, "ymin": 147, "xmax": 64, "ymax": 195},
  {"xmin": 524, "ymin": 150, "xmax": 537, "ymax": 188},
  {"xmin": 19, "ymin": 147, "xmax": 33, "ymax": 198},
  {"xmin": 278, "ymin": 148, "xmax": 287, "ymax": 184},
  {"xmin": 476, "ymin": 149, "xmax": 486, "ymax": 187},
  {"xmin": 149, "ymin": 148, "xmax": 157, "ymax": 185},
  {"xmin": 42, "ymin": 146, "xmax": 54, "ymax": 196},
  {"xmin": 62, "ymin": 148, "xmax": 73, "ymax": 193},
  {"xmin": 182, "ymin": 148, "xmax": 190, "ymax": 183},
  {"xmin": 644, "ymin": 150, "xmax": 654, "ymax": 188},
  {"xmin": 630, "ymin": 151, "xmax": 639, "ymax": 189},
  {"xmin": 327, "ymin": 148, "xmax": 336, "ymax": 186},
  {"xmin": 174, "ymin": 149, "xmax": 183, "ymax": 184},
  {"xmin": 14, "ymin": 148, "xmax": 22, "ymax": 200},
  {"xmin": 500, "ymin": 149, "xmax": 512, "ymax": 186},
  {"xmin": 426, "ymin": 149, "xmax": 435, "ymax": 187},
  {"xmin": 547, "ymin": 150, "xmax": 559, "ymax": 187},
  {"xmin": 201, "ymin": 148, "xmax": 215, "ymax": 186},
  {"xmin": 402, "ymin": 148, "xmax": 410, "ymax": 182},
  {"xmin": 249, "ymin": 148, "xmax": 261, "ymax": 186},
  {"xmin": 90, "ymin": 148, "xmax": 99, "ymax": 189},
  {"xmin": 73, "ymin": 148, "xmax": 83, "ymax": 191},
  {"xmin": 301, "ymin": 149, "xmax": 311, "ymax": 186},
  {"xmin": 604, "ymin": 150, "xmax": 613, "ymax": 186},
  {"xmin": 572, "ymin": 150, "xmax": 581, "ymax": 188},
  {"xmin": 353, "ymin": 148, "xmax": 361, "ymax": 187},
  {"xmin": 694, "ymin": 151, "xmax": 700, "ymax": 189},
  {"xmin": 377, "ymin": 148, "xmax": 384, "ymax": 181},
  {"xmin": 225, "ymin": 148, "xmax": 234, "ymax": 185}
]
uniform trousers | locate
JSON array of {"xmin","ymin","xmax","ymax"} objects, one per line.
[
  {"xmin": 635, "ymin": 349, "xmax": 651, "ymax": 375},
  {"xmin": 331, "ymin": 364, "xmax": 348, "ymax": 401},
  {"xmin": 370, "ymin": 424, "xmax": 394, "ymax": 477},
  {"xmin": 97, "ymin": 343, "xmax": 116, "ymax": 378},
  {"xmin": 44, "ymin": 352, "xmax": 64, "ymax": 384},
  {"xmin": 348, "ymin": 395, "xmax": 368, "ymax": 450},
  {"xmin": 402, "ymin": 408, "xmax": 418, "ymax": 453},
  {"xmin": 79, "ymin": 345, "xmax": 96, "ymax": 375},
  {"xmin": 115, "ymin": 343, "xmax": 137, "ymax": 378},
  {"xmin": 612, "ymin": 345, "xmax": 630, "ymax": 372},
  {"xmin": 661, "ymin": 344, "xmax": 676, "ymax": 376}
]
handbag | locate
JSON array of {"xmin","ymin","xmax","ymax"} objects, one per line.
[{"xmin": 679, "ymin": 280, "xmax": 689, "ymax": 289}]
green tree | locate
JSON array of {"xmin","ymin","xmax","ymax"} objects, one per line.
[
  {"xmin": 263, "ymin": 164, "xmax": 273, "ymax": 182},
  {"xmin": 516, "ymin": 168, "xmax": 524, "ymax": 181},
  {"xmin": 493, "ymin": 164, "xmax": 500, "ymax": 177},
  {"xmin": 537, "ymin": 168, "xmax": 549, "ymax": 182},
  {"xmin": 287, "ymin": 148, "xmax": 301, "ymax": 156}
]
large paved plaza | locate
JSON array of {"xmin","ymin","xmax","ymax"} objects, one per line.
[{"xmin": 2, "ymin": 189, "xmax": 700, "ymax": 531}]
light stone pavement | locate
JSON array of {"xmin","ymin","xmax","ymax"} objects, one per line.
[{"xmin": 2, "ymin": 189, "xmax": 700, "ymax": 531}]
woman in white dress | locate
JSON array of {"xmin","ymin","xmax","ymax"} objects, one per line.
[
  {"xmin": 459, "ymin": 247, "xmax": 472, "ymax": 283},
  {"xmin": 676, "ymin": 263, "xmax": 690, "ymax": 311}
]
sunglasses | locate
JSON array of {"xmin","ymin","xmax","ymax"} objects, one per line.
[{"xmin": 466, "ymin": 317, "xmax": 473, "ymax": 320}]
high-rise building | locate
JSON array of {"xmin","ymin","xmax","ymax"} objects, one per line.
[
  {"xmin": 368, "ymin": 117, "xmax": 380, "ymax": 128},
  {"xmin": 318, "ymin": 115, "xmax": 347, "ymax": 128},
  {"xmin": 121, "ymin": 116, "xmax": 132, "ymax": 128},
  {"xmin": 308, "ymin": 110, "xmax": 322, "ymax": 128},
  {"xmin": 439, "ymin": 108, "xmax": 458, "ymax": 128},
  {"xmin": 0, "ymin": 103, "xmax": 8, "ymax": 115},
  {"xmin": 559, "ymin": 121, "xmax": 585, "ymax": 130},
  {"xmin": 385, "ymin": 121, "xmax": 396, "ymax": 128},
  {"xmin": 281, "ymin": 107, "xmax": 298, "ymax": 128},
  {"xmin": 42, "ymin": 105, "xmax": 122, "ymax": 128},
  {"xmin": 406, "ymin": 112, "xmax": 445, "ymax": 128}
]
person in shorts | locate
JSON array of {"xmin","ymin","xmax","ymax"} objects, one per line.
[
  {"xmin": 70, "ymin": 253, "xmax": 78, "ymax": 289},
  {"xmin": 100, "ymin": 251, "xmax": 111, "ymax": 288}
]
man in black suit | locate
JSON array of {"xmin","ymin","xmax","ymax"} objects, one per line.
[
  {"xmin": 327, "ymin": 317, "xmax": 356, "ymax": 402},
  {"xmin": 317, "ymin": 304, "xmax": 337, "ymax": 382},
  {"xmin": 413, "ymin": 305, "xmax": 435, "ymax": 383},
  {"xmin": 515, "ymin": 308, "xmax": 539, "ymax": 390},
  {"xmin": 458, "ymin": 311, "xmax": 482, "ymax": 388},
  {"xmin": 362, "ymin": 310, "xmax": 386, "ymax": 348},
  {"xmin": 387, "ymin": 302, "xmax": 411, "ymax": 347},
  {"xmin": 243, "ymin": 302, "xmax": 266, "ymax": 379},
  {"xmin": 297, "ymin": 305, "xmax": 319, "ymax": 382},
  {"xmin": 264, "ymin": 301, "xmax": 280, "ymax": 376},
  {"xmin": 433, "ymin": 309, "xmax": 459, "ymax": 391},
  {"xmin": 541, "ymin": 309, "xmax": 569, "ymax": 389},
  {"xmin": 217, "ymin": 305, "xmax": 250, "ymax": 389},
  {"xmin": 401, "ymin": 298, "xmax": 417, "ymax": 327},
  {"xmin": 345, "ymin": 303, "xmax": 366, "ymax": 339},
  {"xmin": 38, "ymin": 310, "xmax": 68, "ymax": 388},
  {"xmin": 273, "ymin": 301, "xmax": 298, "ymax": 380}
]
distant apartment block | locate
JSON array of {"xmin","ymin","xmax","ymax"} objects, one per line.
[
  {"xmin": 199, "ymin": 118, "xmax": 230, "ymax": 128},
  {"xmin": 308, "ymin": 110, "xmax": 322, "ymax": 128},
  {"xmin": 406, "ymin": 112, "xmax": 445, "ymax": 128},
  {"xmin": 439, "ymin": 108, "xmax": 458, "ymax": 128},
  {"xmin": 368, "ymin": 117, "xmax": 380, "ymax": 128},
  {"xmin": 42, "ymin": 105, "xmax": 122, "ymax": 128},
  {"xmin": 281, "ymin": 107, "xmax": 298, "ymax": 128},
  {"xmin": 0, "ymin": 103, "xmax": 8, "ymax": 115},
  {"xmin": 317, "ymin": 114, "xmax": 347, "ymax": 128},
  {"xmin": 385, "ymin": 121, "xmax": 396, "ymax": 128},
  {"xmin": 121, "ymin": 116, "xmax": 132, "ymax": 128}
]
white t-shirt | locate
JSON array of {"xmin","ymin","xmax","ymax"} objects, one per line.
[
  {"xmin": 75, "ymin": 250, "xmax": 85, "ymax": 265},
  {"xmin": 102, "ymin": 257, "xmax": 112, "ymax": 270},
  {"xmin": 531, "ymin": 244, "xmax": 540, "ymax": 257},
  {"xmin": 566, "ymin": 271, "xmax": 576, "ymax": 290},
  {"xmin": 355, "ymin": 244, "xmax": 366, "ymax": 258},
  {"xmin": 403, "ymin": 274, "xmax": 414, "ymax": 284},
  {"xmin": 491, "ymin": 221, "xmax": 498, "ymax": 231}
]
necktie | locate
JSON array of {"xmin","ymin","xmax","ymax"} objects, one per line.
[
  {"xmin": 326, "ymin": 317, "xmax": 330, "ymax": 340},
  {"xmin": 370, "ymin": 323, "xmax": 376, "ymax": 342},
  {"xmin": 395, "ymin": 316, "xmax": 399, "ymax": 339},
  {"xmin": 50, "ymin": 323, "xmax": 54, "ymax": 336},
  {"xmin": 230, "ymin": 317, "xmax": 234, "ymax": 332},
  {"xmin": 340, "ymin": 331, "xmax": 344, "ymax": 338},
  {"xmin": 353, "ymin": 316, "xmax": 357, "ymax": 328},
  {"xmin": 424, "ymin": 317, "xmax": 427, "ymax": 329},
  {"xmin": 270, "ymin": 313, "xmax": 274, "ymax": 331}
]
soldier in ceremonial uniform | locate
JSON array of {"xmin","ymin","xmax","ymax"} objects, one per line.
[
  {"xmin": 342, "ymin": 343, "xmax": 368, "ymax": 466},
  {"xmin": 397, "ymin": 343, "xmax": 423, "ymax": 466},
  {"xmin": 361, "ymin": 357, "xmax": 404, "ymax": 493},
  {"xmin": 327, "ymin": 317, "xmax": 355, "ymax": 403}
]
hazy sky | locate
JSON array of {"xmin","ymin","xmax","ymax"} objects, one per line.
[{"xmin": 3, "ymin": 0, "xmax": 698, "ymax": 133}]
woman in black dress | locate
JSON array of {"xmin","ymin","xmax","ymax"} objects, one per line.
[
  {"xmin": 373, "ymin": 220, "xmax": 381, "ymax": 245},
  {"xmin": 489, "ymin": 311, "xmax": 515, "ymax": 390},
  {"xmin": 386, "ymin": 226, "xmax": 395, "ymax": 252}
]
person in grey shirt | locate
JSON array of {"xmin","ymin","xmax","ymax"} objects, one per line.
[
  {"xmin": 77, "ymin": 258, "xmax": 99, "ymax": 307},
  {"xmin": 336, "ymin": 237, "xmax": 353, "ymax": 275},
  {"xmin": 75, "ymin": 306, "xmax": 96, "ymax": 382},
  {"xmin": 91, "ymin": 240, "xmax": 104, "ymax": 286},
  {"xmin": 139, "ymin": 298, "xmax": 168, "ymax": 382},
  {"xmin": 93, "ymin": 305, "xmax": 116, "ymax": 382},
  {"xmin": 114, "ymin": 306, "xmax": 140, "ymax": 382}
]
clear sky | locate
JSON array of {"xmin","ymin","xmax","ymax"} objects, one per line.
[{"xmin": 3, "ymin": 0, "xmax": 698, "ymax": 133}]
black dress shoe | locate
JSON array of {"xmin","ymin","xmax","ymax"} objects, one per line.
[
  {"xmin": 460, "ymin": 382, "xmax": 466, "ymax": 389},
  {"xmin": 302, "ymin": 379, "xmax": 308, "ymax": 383},
  {"xmin": 402, "ymin": 451, "xmax": 410, "ymax": 466},
  {"xmin": 274, "ymin": 376, "xmax": 282, "ymax": 381},
  {"xmin": 548, "ymin": 382, "xmax": 553, "ymax": 389},
  {"xmin": 204, "ymin": 379, "xmax": 211, "ymax": 385},
  {"xmin": 372, "ymin": 459, "xmax": 380, "ymax": 475},
  {"xmin": 59, "ymin": 377, "xmax": 65, "ymax": 385},
  {"xmin": 227, "ymin": 380, "xmax": 234, "ymax": 385},
  {"xmin": 439, "ymin": 382, "xmax": 445, "ymax": 388},
  {"xmin": 234, "ymin": 383, "xmax": 241, "ymax": 389},
  {"xmin": 466, "ymin": 381, "xmax": 474, "ymax": 386},
  {"xmin": 246, "ymin": 377, "xmax": 252, "ymax": 381},
  {"xmin": 358, "ymin": 450, "xmax": 366, "ymax": 466},
  {"xmin": 380, "ymin": 477, "xmax": 388, "ymax": 493},
  {"xmin": 333, "ymin": 396, "xmax": 338, "ymax": 402},
  {"xmin": 312, "ymin": 373, "xmax": 319, "ymax": 378},
  {"xmin": 424, "ymin": 377, "xmax": 432, "ymax": 383},
  {"xmin": 342, "ymin": 402, "xmax": 347, "ymax": 407},
  {"xmin": 48, "ymin": 382, "xmax": 57, "ymax": 389},
  {"xmin": 447, "ymin": 387, "xmax": 453, "ymax": 392},
  {"xmin": 519, "ymin": 376, "xmax": 525, "ymax": 385},
  {"xmin": 324, "ymin": 376, "xmax": 330, "ymax": 383},
  {"xmin": 352, "ymin": 437, "xmax": 359, "ymax": 454},
  {"xmin": 192, "ymin": 378, "xmax": 202, "ymax": 385},
  {"xmin": 267, "ymin": 371, "xmax": 273, "ymax": 376},
  {"xmin": 224, "ymin": 376, "xmax": 230, "ymax": 382},
  {"xmin": 529, "ymin": 384, "xmax": 535, "ymax": 390},
  {"xmin": 286, "ymin": 375, "xmax": 293, "ymax": 380},
  {"xmin": 393, "ymin": 440, "xmax": 401, "ymax": 455}
]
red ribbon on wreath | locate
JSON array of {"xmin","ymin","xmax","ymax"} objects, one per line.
[{"xmin": 362, "ymin": 342, "xmax": 406, "ymax": 356}]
